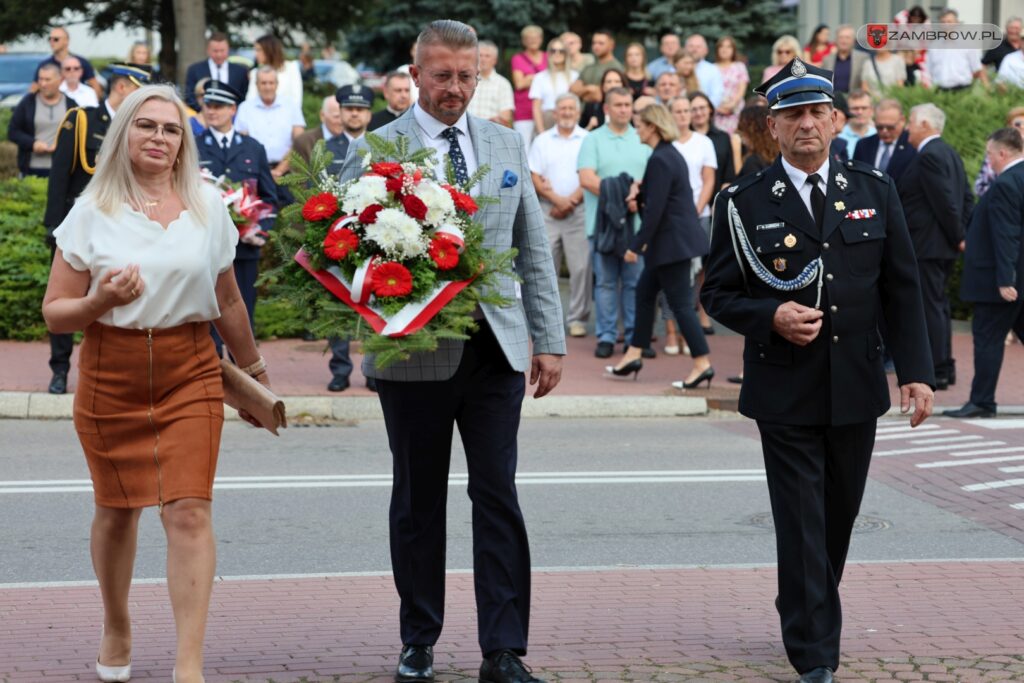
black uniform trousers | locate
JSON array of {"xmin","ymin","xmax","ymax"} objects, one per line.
[
  {"xmin": 969, "ymin": 300, "xmax": 1024, "ymax": 411},
  {"xmin": 47, "ymin": 239, "xmax": 74, "ymax": 375},
  {"xmin": 328, "ymin": 337, "xmax": 352, "ymax": 381},
  {"xmin": 212, "ymin": 258, "xmax": 258, "ymax": 356},
  {"xmin": 918, "ymin": 259, "xmax": 955, "ymax": 381},
  {"xmin": 376, "ymin": 322, "xmax": 531, "ymax": 656},
  {"xmin": 631, "ymin": 259, "xmax": 710, "ymax": 357},
  {"xmin": 756, "ymin": 419, "xmax": 877, "ymax": 674}
]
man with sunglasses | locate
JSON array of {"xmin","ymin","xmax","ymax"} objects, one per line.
[
  {"xmin": 57, "ymin": 56, "xmax": 98, "ymax": 108},
  {"xmin": 41, "ymin": 62, "xmax": 151, "ymax": 395},
  {"xmin": 35, "ymin": 27, "xmax": 102, "ymax": 100},
  {"xmin": 852, "ymin": 99, "xmax": 915, "ymax": 183}
]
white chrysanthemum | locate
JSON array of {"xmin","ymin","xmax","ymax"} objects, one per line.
[
  {"xmin": 413, "ymin": 181, "xmax": 456, "ymax": 226},
  {"xmin": 341, "ymin": 175, "xmax": 388, "ymax": 215},
  {"xmin": 364, "ymin": 208, "xmax": 427, "ymax": 259}
]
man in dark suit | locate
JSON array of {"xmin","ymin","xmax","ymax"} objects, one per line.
[
  {"xmin": 897, "ymin": 103, "xmax": 972, "ymax": 389},
  {"xmin": 42, "ymin": 63, "xmax": 149, "ymax": 394},
  {"xmin": 339, "ymin": 20, "xmax": 565, "ymax": 683},
  {"xmin": 196, "ymin": 81, "xmax": 278, "ymax": 350},
  {"xmin": 702, "ymin": 58, "xmax": 934, "ymax": 683},
  {"xmin": 852, "ymin": 99, "xmax": 916, "ymax": 183},
  {"xmin": 185, "ymin": 32, "xmax": 249, "ymax": 111},
  {"xmin": 369, "ymin": 71, "xmax": 413, "ymax": 131},
  {"xmin": 945, "ymin": 127, "xmax": 1024, "ymax": 418}
]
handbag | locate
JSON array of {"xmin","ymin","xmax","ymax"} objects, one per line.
[{"xmin": 220, "ymin": 358, "xmax": 288, "ymax": 435}]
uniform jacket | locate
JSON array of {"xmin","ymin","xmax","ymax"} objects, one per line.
[
  {"xmin": 339, "ymin": 108, "xmax": 566, "ymax": 381},
  {"xmin": 852, "ymin": 130, "xmax": 916, "ymax": 184},
  {"xmin": 44, "ymin": 100, "xmax": 109, "ymax": 233},
  {"xmin": 197, "ymin": 130, "xmax": 278, "ymax": 261},
  {"xmin": 960, "ymin": 160, "xmax": 1024, "ymax": 302},
  {"xmin": 896, "ymin": 137, "xmax": 972, "ymax": 260},
  {"xmin": 631, "ymin": 140, "xmax": 707, "ymax": 267},
  {"xmin": 291, "ymin": 127, "xmax": 350, "ymax": 176},
  {"xmin": 184, "ymin": 60, "xmax": 249, "ymax": 111},
  {"xmin": 8, "ymin": 92, "xmax": 77, "ymax": 176},
  {"xmin": 701, "ymin": 157, "xmax": 934, "ymax": 426}
]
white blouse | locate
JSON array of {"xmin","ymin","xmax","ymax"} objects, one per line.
[
  {"xmin": 53, "ymin": 184, "xmax": 238, "ymax": 329},
  {"xmin": 528, "ymin": 69, "xmax": 579, "ymax": 111},
  {"xmin": 245, "ymin": 60, "xmax": 304, "ymax": 108}
]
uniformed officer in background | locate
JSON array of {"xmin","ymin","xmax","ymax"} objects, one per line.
[
  {"xmin": 42, "ymin": 63, "xmax": 151, "ymax": 394},
  {"xmin": 701, "ymin": 59, "xmax": 935, "ymax": 683},
  {"xmin": 197, "ymin": 80, "xmax": 279, "ymax": 352}
]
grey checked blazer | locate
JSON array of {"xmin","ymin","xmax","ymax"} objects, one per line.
[{"xmin": 339, "ymin": 109, "xmax": 566, "ymax": 381}]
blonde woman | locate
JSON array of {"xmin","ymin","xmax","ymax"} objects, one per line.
[
  {"xmin": 42, "ymin": 85, "xmax": 269, "ymax": 683},
  {"xmin": 672, "ymin": 51, "xmax": 701, "ymax": 96},
  {"xmin": 530, "ymin": 37, "xmax": 578, "ymax": 133},
  {"xmin": 762, "ymin": 35, "xmax": 801, "ymax": 83},
  {"xmin": 623, "ymin": 42, "xmax": 654, "ymax": 100},
  {"xmin": 127, "ymin": 41, "xmax": 151, "ymax": 66},
  {"xmin": 511, "ymin": 24, "xmax": 546, "ymax": 144}
]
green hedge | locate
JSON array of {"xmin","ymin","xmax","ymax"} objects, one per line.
[{"xmin": 0, "ymin": 177, "xmax": 51, "ymax": 340}]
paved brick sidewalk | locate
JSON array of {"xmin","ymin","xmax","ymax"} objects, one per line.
[{"xmin": 3, "ymin": 561, "xmax": 1023, "ymax": 682}]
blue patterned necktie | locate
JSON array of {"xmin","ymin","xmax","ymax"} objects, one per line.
[
  {"xmin": 441, "ymin": 127, "xmax": 469, "ymax": 186},
  {"xmin": 878, "ymin": 143, "xmax": 892, "ymax": 172}
]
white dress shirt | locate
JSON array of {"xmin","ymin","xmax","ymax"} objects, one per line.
[
  {"xmin": 997, "ymin": 50, "xmax": 1024, "ymax": 89},
  {"xmin": 412, "ymin": 103, "xmax": 478, "ymax": 182},
  {"xmin": 208, "ymin": 58, "xmax": 229, "ymax": 84},
  {"xmin": 527, "ymin": 124, "xmax": 587, "ymax": 196},
  {"xmin": 781, "ymin": 156, "xmax": 829, "ymax": 222},
  {"xmin": 59, "ymin": 82, "xmax": 98, "ymax": 108},
  {"xmin": 874, "ymin": 140, "xmax": 895, "ymax": 169},
  {"xmin": 925, "ymin": 48, "xmax": 982, "ymax": 88},
  {"xmin": 235, "ymin": 96, "xmax": 306, "ymax": 163}
]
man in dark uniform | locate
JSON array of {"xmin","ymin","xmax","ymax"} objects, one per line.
[
  {"xmin": 196, "ymin": 81, "xmax": 279, "ymax": 352},
  {"xmin": 701, "ymin": 59, "xmax": 934, "ymax": 683},
  {"xmin": 42, "ymin": 63, "xmax": 150, "ymax": 394}
]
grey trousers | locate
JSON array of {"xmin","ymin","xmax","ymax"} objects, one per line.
[{"xmin": 541, "ymin": 199, "xmax": 591, "ymax": 325}]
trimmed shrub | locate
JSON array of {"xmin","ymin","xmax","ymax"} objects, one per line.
[{"xmin": 0, "ymin": 176, "xmax": 51, "ymax": 340}]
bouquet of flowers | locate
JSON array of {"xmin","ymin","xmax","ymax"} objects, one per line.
[
  {"xmin": 201, "ymin": 169, "xmax": 274, "ymax": 242},
  {"xmin": 267, "ymin": 134, "xmax": 517, "ymax": 368}
]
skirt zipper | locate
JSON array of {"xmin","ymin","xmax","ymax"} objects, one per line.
[{"xmin": 146, "ymin": 328, "xmax": 164, "ymax": 513}]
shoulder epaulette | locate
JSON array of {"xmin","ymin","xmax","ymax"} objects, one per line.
[
  {"xmin": 843, "ymin": 158, "xmax": 889, "ymax": 182},
  {"xmin": 721, "ymin": 169, "xmax": 766, "ymax": 198}
]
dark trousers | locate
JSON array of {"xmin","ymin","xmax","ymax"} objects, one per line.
[
  {"xmin": 376, "ymin": 324, "xmax": 530, "ymax": 655},
  {"xmin": 212, "ymin": 258, "xmax": 258, "ymax": 355},
  {"xmin": 47, "ymin": 239, "xmax": 73, "ymax": 374},
  {"xmin": 328, "ymin": 337, "xmax": 352, "ymax": 380},
  {"xmin": 969, "ymin": 300, "xmax": 1024, "ymax": 411},
  {"xmin": 917, "ymin": 259, "xmax": 954, "ymax": 380},
  {"xmin": 756, "ymin": 419, "xmax": 877, "ymax": 673},
  {"xmin": 630, "ymin": 259, "xmax": 710, "ymax": 357}
]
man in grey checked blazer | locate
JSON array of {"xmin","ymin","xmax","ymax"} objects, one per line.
[{"xmin": 338, "ymin": 20, "xmax": 565, "ymax": 683}]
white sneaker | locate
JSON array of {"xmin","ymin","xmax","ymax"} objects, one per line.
[{"xmin": 568, "ymin": 322, "xmax": 586, "ymax": 337}]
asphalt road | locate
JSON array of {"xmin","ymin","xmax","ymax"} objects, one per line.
[{"xmin": 1, "ymin": 416, "xmax": 1021, "ymax": 584}]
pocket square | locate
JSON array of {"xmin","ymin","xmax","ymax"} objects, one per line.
[{"xmin": 501, "ymin": 170, "xmax": 518, "ymax": 188}]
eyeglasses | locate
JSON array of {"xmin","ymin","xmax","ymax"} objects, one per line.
[
  {"xmin": 48, "ymin": 36, "xmax": 62, "ymax": 42},
  {"xmin": 775, "ymin": 49, "xmax": 794, "ymax": 55},
  {"xmin": 548, "ymin": 48, "xmax": 566, "ymax": 54},
  {"xmin": 876, "ymin": 124, "xmax": 899, "ymax": 131},
  {"xmin": 690, "ymin": 105, "xmax": 710, "ymax": 112},
  {"xmin": 1013, "ymin": 120, "xmax": 1024, "ymax": 128},
  {"xmin": 132, "ymin": 118, "xmax": 185, "ymax": 139},
  {"xmin": 422, "ymin": 69, "xmax": 479, "ymax": 91},
  {"xmin": 62, "ymin": 65, "xmax": 82, "ymax": 71}
]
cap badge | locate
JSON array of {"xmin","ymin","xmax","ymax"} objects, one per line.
[
  {"xmin": 771, "ymin": 180, "xmax": 786, "ymax": 198},
  {"xmin": 835, "ymin": 172, "xmax": 848, "ymax": 190},
  {"xmin": 791, "ymin": 59, "xmax": 807, "ymax": 77}
]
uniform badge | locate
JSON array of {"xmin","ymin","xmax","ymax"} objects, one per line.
[
  {"xmin": 728, "ymin": 185, "xmax": 738, "ymax": 193},
  {"xmin": 872, "ymin": 169, "xmax": 884, "ymax": 177},
  {"xmin": 783, "ymin": 233, "xmax": 797, "ymax": 248},
  {"xmin": 835, "ymin": 172, "xmax": 848, "ymax": 190},
  {"xmin": 771, "ymin": 180, "xmax": 786, "ymax": 198},
  {"xmin": 205, "ymin": 136, "xmax": 214, "ymax": 145},
  {"xmin": 773, "ymin": 257, "xmax": 787, "ymax": 272},
  {"xmin": 791, "ymin": 60, "xmax": 807, "ymax": 77},
  {"xmin": 245, "ymin": 158, "xmax": 252, "ymax": 164},
  {"xmin": 62, "ymin": 121, "xmax": 73, "ymax": 130},
  {"xmin": 834, "ymin": 201, "xmax": 846, "ymax": 212},
  {"xmin": 845, "ymin": 208, "xmax": 877, "ymax": 220}
]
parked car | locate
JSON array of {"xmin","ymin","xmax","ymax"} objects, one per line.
[{"xmin": 0, "ymin": 53, "xmax": 48, "ymax": 108}]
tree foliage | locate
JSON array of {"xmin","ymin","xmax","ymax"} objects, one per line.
[{"xmin": 629, "ymin": 0, "xmax": 798, "ymax": 55}]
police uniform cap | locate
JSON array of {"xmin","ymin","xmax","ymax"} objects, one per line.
[
  {"xmin": 109, "ymin": 63, "xmax": 153, "ymax": 87},
  {"xmin": 203, "ymin": 80, "xmax": 242, "ymax": 106},
  {"xmin": 335, "ymin": 84, "xmax": 372, "ymax": 108},
  {"xmin": 753, "ymin": 58, "xmax": 834, "ymax": 110}
]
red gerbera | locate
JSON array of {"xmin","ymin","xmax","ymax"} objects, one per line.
[
  {"xmin": 372, "ymin": 261, "xmax": 414, "ymax": 298},
  {"xmin": 401, "ymin": 194, "xmax": 428, "ymax": 221},
  {"xmin": 451, "ymin": 191, "xmax": 478, "ymax": 215},
  {"xmin": 323, "ymin": 228, "xmax": 359, "ymax": 260},
  {"xmin": 385, "ymin": 176, "xmax": 405, "ymax": 195},
  {"xmin": 371, "ymin": 162, "xmax": 403, "ymax": 178},
  {"xmin": 302, "ymin": 192, "xmax": 338, "ymax": 221},
  {"xmin": 428, "ymin": 236, "xmax": 459, "ymax": 270},
  {"xmin": 359, "ymin": 203, "xmax": 384, "ymax": 224}
]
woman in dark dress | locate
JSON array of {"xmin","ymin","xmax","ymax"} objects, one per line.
[
  {"xmin": 605, "ymin": 103, "xmax": 714, "ymax": 389},
  {"xmin": 580, "ymin": 68, "xmax": 626, "ymax": 130}
]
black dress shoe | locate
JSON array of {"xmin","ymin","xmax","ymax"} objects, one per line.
[
  {"xmin": 327, "ymin": 376, "xmax": 350, "ymax": 392},
  {"xmin": 480, "ymin": 650, "xmax": 544, "ymax": 683},
  {"xmin": 395, "ymin": 645, "xmax": 433, "ymax": 682},
  {"xmin": 798, "ymin": 666, "xmax": 833, "ymax": 683},
  {"xmin": 702, "ymin": 325, "xmax": 715, "ymax": 335},
  {"xmin": 641, "ymin": 346, "xmax": 656, "ymax": 358},
  {"xmin": 594, "ymin": 341, "xmax": 614, "ymax": 358},
  {"xmin": 48, "ymin": 371, "xmax": 67, "ymax": 395},
  {"xmin": 942, "ymin": 402, "xmax": 996, "ymax": 418},
  {"xmin": 727, "ymin": 375, "xmax": 743, "ymax": 385}
]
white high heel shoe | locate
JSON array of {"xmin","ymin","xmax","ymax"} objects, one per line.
[{"xmin": 95, "ymin": 659, "xmax": 131, "ymax": 682}]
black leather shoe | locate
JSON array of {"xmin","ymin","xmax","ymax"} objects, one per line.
[
  {"xmin": 594, "ymin": 341, "xmax": 614, "ymax": 358},
  {"xmin": 943, "ymin": 402, "xmax": 996, "ymax": 419},
  {"xmin": 728, "ymin": 375, "xmax": 743, "ymax": 385},
  {"xmin": 327, "ymin": 376, "xmax": 350, "ymax": 392},
  {"xmin": 480, "ymin": 650, "xmax": 544, "ymax": 683},
  {"xmin": 641, "ymin": 346, "xmax": 656, "ymax": 359},
  {"xmin": 48, "ymin": 371, "xmax": 67, "ymax": 395},
  {"xmin": 395, "ymin": 645, "xmax": 433, "ymax": 682},
  {"xmin": 798, "ymin": 666, "xmax": 833, "ymax": 683}
]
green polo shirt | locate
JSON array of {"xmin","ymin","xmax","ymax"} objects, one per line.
[{"xmin": 577, "ymin": 123, "xmax": 651, "ymax": 237}]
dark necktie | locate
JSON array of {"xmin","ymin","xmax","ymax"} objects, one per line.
[
  {"xmin": 221, "ymin": 135, "xmax": 230, "ymax": 150},
  {"xmin": 807, "ymin": 173, "xmax": 825, "ymax": 232},
  {"xmin": 878, "ymin": 143, "xmax": 892, "ymax": 171},
  {"xmin": 441, "ymin": 127, "xmax": 470, "ymax": 187}
]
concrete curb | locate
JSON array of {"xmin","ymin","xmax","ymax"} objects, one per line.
[{"xmin": 0, "ymin": 391, "xmax": 708, "ymax": 421}]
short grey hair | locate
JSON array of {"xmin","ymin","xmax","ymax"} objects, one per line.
[
  {"xmin": 939, "ymin": 7, "xmax": 959, "ymax": 20},
  {"xmin": 1007, "ymin": 16, "xmax": 1023, "ymax": 27},
  {"xmin": 384, "ymin": 70, "xmax": 411, "ymax": 86},
  {"xmin": 416, "ymin": 19, "xmax": 477, "ymax": 63},
  {"xmin": 37, "ymin": 62, "xmax": 61, "ymax": 78},
  {"xmin": 478, "ymin": 39, "xmax": 498, "ymax": 54},
  {"xmin": 320, "ymin": 95, "xmax": 338, "ymax": 113},
  {"xmin": 256, "ymin": 65, "xmax": 278, "ymax": 80},
  {"xmin": 875, "ymin": 98, "xmax": 904, "ymax": 116},
  {"xmin": 910, "ymin": 102, "xmax": 946, "ymax": 133},
  {"xmin": 555, "ymin": 92, "xmax": 581, "ymax": 109}
]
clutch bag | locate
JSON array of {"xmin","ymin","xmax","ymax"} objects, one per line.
[{"xmin": 220, "ymin": 358, "xmax": 288, "ymax": 435}]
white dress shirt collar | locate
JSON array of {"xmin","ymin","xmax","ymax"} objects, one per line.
[
  {"xmin": 1000, "ymin": 157, "xmax": 1024, "ymax": 175},
  {"xmin": 215, "ymin": 127, "xmax": 235, "ymax": 148},
  {"xmin": 781, "ymin": 156, "xmax": 830, "ymax": 221},
  {"xmin": 917, "ymin": 134, "xmax": 941, "ymax": 152},
  {"xmin": 105, "ymin": 99, "xmax": 117, "ymax": 119},
  {"xmin": 413, "ymin": 102, "xmax": 469, "ymax": 141},
  {"xmin": 208, "ymin": 58, "xmax": 228, "ymax": 82}
]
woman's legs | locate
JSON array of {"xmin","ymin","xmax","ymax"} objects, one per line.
[
  {"xmin": 661, "ymin": 260, "xmax": 713, "ymax": 381},
  {"xmin": 162, "ymin": 498, "xmax": 215, "ymax": 682},
  {"xmin": 92, "ymin": 506, "xmax": 143, "ymax": 666},
  {"xmin": 616, "ymin": 265, "xmax": 660, "ymax": 367}
]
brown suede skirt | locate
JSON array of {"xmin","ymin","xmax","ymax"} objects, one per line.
[{"xmin": 74, "ymin": 322, "xmax": 224, "ymax": 509}]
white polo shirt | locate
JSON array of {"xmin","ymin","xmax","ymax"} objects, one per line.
[
  {"xmin": 528, "ymin": 124, "xmax": 588, "ymax": 197},
  {"xmin": 925, "ymin": 48, "xmax": 982, "ymax": 88},
  {"xmin": 234, "ymin": 96, "xmax": 306, "ymax": 163}
]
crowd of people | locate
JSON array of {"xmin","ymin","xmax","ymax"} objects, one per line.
[{"xmin": 5, "ymin": 12, "xmax": 1024, "ymax": 683}]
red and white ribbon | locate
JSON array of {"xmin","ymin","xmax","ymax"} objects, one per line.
[
  {"xmin": 844, "ymin": 208, "xmax": 877, "ymax": 220},
  {"xmin": 434, "ymin": 224, "xmax": 465, "ymax": 253},
  {"xmin": 349, "ymin": 256, "xmax": 380, "ymax": 305}
]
